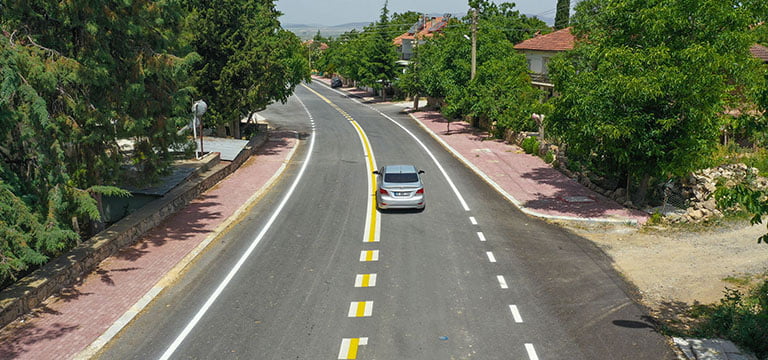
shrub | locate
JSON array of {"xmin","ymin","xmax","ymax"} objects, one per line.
[
  {"xmin": 521, "ymin": 137, "xmax": 540, "ymax": 155},
  {"xmin": 692, "ymin": 280, "xmax": 768, "ymax": 359},
  {"xmin": 544, "ymin": 150, "xmax": 555, "ymax": 164}
]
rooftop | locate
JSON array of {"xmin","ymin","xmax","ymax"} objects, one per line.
[
  {"xmin": 751, "ymin": 43, "xmax": 768, "ymax": 62},
  {"xmin": 393, "ymin": 16, "xmax": 449, "ymax": 46},
  {"xmin": 514, "ymin": 27, "xmax": 575, "ymax": 52}
]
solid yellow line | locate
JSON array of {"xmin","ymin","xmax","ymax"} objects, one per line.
[
  {"xmin": 301, "ymin": 84, "xmax": 378, "ymax": 243},
  {"xmin": 350, "ymin": 120, "xmax": 378, "ymax": 243},
  {"xmin": 348, "ymin": 338, "xmax": 360, "ymax": 359}
]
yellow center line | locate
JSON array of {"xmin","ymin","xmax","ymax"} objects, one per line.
[
  {"xmin": 362, "ymin": 274, "xmax": 370, "ymax": 287},
  {"xmin": 302, "ymin": 84, "xmax": 379, "ymax": 244}
]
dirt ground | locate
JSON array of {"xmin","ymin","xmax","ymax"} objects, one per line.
[{"xmin": 565, "ymin": 219, "xmax": 768, "ymax": 316}]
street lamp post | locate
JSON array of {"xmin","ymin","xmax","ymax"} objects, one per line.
[{"xmin": 192, "ymin": 99, "xmax": 207, "ymax": 159}]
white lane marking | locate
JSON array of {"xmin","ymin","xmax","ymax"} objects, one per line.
[
  {"xmin": 525, "ymin": 343, "xmax": 539, "ymax": 360},
  {"xmin": 486, "ymin": 251, "xmax": 496, "ymax": 263},
  {"xmin": 509, "ymin": 305, "xmax": 523, "ymax": 323},
  {"xmin": 348, "ymin": 301, "xmax": 374, "ymax": 317},
  {"xmin": 360, "ymin": 250, "xmax": 379, "ymax": 262},
  {"xmin": 355, "ymin": 273, "xmax": 377, "ymax": 287},
  {"xmin": 497, "ymin": 275, "xmax": 508, "ymax": 289},
  {"xmin": 318, "ymin": 82, "xmax": 470, "ymax": 211},
  {"xmin": 477, "ymin": 232, "xmax": 486, "ymax": 242},
  {"xmin": 158, "ymin": 96, "xmax": 317, "ymax": 360},
  {"xmin": 469, "ymin": 216, "xmax": 477, "ymax": 225}
]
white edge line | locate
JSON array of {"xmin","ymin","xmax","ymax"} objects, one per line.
[
  {"xmin": 74, "ymin": 130, "xmax": 302, "ymax": 360},
  {"xmin": 406, "ymin": 112, "xmax": 638, "ymax": 226},
  {"xmin": 157, "ymin": 96, "xmax": 316, "ymax": 360}
]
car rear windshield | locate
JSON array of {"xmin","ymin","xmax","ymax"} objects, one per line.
[{"xmin": 385, "ymin": 173, "xmax": 419, "ymax": 183}]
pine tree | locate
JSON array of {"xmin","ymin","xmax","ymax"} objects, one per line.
[{"xmin": 554, "ymin": 0, "xmax": 570, "ymax": 29}]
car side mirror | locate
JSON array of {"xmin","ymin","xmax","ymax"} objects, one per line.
[
  {"xmin": 418, "ymin": 170, "xmax": 425, "ymax": 174},
  {"xmin": 372, "ymin": 170, "xmax": 380, "ymax": 175}
]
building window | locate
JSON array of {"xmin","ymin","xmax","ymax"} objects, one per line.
[{"xmin": 542, "ymin": 57, "xmax": 551, "ymax": 74}]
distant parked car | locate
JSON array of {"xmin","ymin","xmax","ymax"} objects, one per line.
[
  {"xmin": 331, "ymin": 77, "xmax": 342, "ymax": 88},
  {"xmin": 373, "ymin": 165, "xmax": 425, "ymax": 211}
]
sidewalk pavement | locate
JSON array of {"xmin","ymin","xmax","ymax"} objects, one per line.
[{"xmin": 0, "ymin": 131, "xmax": 299, "ymax": 359}]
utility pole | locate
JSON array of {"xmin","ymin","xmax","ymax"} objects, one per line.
[{"xmin": 471, "ymin": 8, "xmax": 477, "ymax": 80}]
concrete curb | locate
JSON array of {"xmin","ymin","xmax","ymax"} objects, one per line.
[
  {"xmin": 0, "ymin": 132, "xmax": 268, "ymax": 330},
  {"xmin": 407, "ymin": 112, "xmax": 639, "ymax": 226},
  {"xmin": 73, "ymin": 131, "xmax": 301, "ymax": 359}
]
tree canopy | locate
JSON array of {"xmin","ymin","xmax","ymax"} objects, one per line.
[
  {"xmin": 186, "ymin": 0, "xmax": 309, "ymax": 135},
  {"xmin": 0, "ymin": 0, "xmax": 309, "ymax": 286},
  {"xmin": 548, "ymin": 0, "xmax": 763, "ymax": 204}
]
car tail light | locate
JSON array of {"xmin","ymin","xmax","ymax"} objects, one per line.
[
  {"xmin": 416, "ymin": 188, "xmax": 424, "ymax": 194},
  {"xmin": 379, "ymin": 189, "xmax": 389, "ymax": 195}
]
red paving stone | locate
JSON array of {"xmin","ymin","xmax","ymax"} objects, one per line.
[
  {"xmin": 0, "ymin": 132, "xmax": 298, "ymax": 360},
  {"xmin": 409, "ymin": 111, "xmax": 648, "ymax": 224}
]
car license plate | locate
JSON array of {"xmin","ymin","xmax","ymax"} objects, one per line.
[{"xmin": 394, "ymin": 192, "xmax": 408, "ymax": 196}]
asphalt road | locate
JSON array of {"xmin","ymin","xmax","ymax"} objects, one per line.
[{"xmin": 97, "ymin": 82, "xmax": 674, "ymax": 359}]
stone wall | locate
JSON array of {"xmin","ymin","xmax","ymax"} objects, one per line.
[
  {"xmin": 0, "ymin": 132, "xmax": 268, "ymax": 329},
  {"xmin": 678, "ymin": 163, "xmax": 768, "ymax": 222}
]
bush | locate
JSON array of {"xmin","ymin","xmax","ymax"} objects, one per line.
[
  {"xmin": 521, "ymin": 137, "xmax": 540, "ymax": 155},
  {"xmin": 692, "ymin": 280, "xmax": 768, "ymax": 359},
  {"xmin": 544, "ymin": 150, "xmax": 555, "ymax": 164}
]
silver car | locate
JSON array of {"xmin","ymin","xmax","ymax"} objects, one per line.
[{"xmin": 373, "ymin": 165, "xmax": 425, "ymax": 210}]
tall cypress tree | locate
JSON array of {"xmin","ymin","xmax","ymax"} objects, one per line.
[{"xmin": 554, "ymin": 0, "xmax": 570, "ymax": 29}]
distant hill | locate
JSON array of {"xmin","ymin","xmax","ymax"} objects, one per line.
[
  {"xmin": 283, "ymin": 22, "xmax": 371, "ymax": 40},
  {"xmin": 284, "ymin": 14, "xmax": 554, "ymax": 41}
]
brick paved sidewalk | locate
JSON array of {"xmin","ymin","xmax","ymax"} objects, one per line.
[
  {"xmin": 408, "ymin": 110, "xmax": 648, "ymax": 224},
  {"xmin": 0, "ymin": 132, "xmax": 299, "ymax": 359}
]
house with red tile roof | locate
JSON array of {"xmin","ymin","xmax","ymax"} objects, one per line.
[
  {"xmin": 393, "ymin": 15, "xmax": 451, "ymax": 61},
  {"xmin": 751, "ymin": 44, "xmax": 768, "ymax": 63},
  {"xmin": 513, "ymin": 27, "xmax": 575, "ymax": 93}
]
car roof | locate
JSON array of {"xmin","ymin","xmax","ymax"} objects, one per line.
[{"xmin": 383, "ymin": 164, "xmax": 418, "ymax": 173}]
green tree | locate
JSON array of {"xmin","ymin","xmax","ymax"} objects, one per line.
[
  {"xmin": 1, "ymin": 0, "xmax": 188, "ymax": 282},
  {"xmin": 186, "ymin": 0, "xmax": 309, "ymax": 137},
  {"xmin": 356, "ymin": 1, "xmax": 399, "ymax": 99},
  {"xmin": 548, "ymin": 0, "xmax": 761, "ymax": 205},
  {"xmin": 412, "ymin": 2, "xmax": 539, "ymax": 134},
  {"xmin": 554, "ymin": 0, "xmax": 570, "ymax": 30}
]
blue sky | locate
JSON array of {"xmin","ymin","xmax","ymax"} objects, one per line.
[{"xmin": 275, "ymin": 0, "xmax": 562, "ymax": 25}]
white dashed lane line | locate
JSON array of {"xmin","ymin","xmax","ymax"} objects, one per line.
[
  {"xmin": 469, "ymin": 216, "xmax": 477, "ymax": 225},
  {"xmin": 525, "ymin": 343, "xmax": 539, "ymax": 360},
  {"xmin": 509, "ymin": 305, "xmax": 524, "ymax": 323},
  {"xmin": 477, "ymin": 232, "xmax": 486, "ymax": 242},
  {"xmin": 486, "ymin": 251, "xmax": 497, "ymax": 263},
  {"xmin": 497, "ymin": 275, "xmax": 508, "ymax": 289}
]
